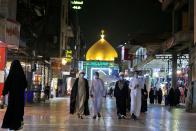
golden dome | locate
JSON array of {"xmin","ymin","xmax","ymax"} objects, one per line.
[{"xmin": 86, "ymin": 31, "xmax": 118, "ymax": 61}]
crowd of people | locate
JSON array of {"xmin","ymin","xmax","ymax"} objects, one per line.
[
  {"xmin": 70, "ymin": 70, "xmax": 147, "ymax": 120},
  {"xmin": 149, "ymin": 85, "xmax": 188, "ymax": 106},
  {"xmin": 70, "ymin": 70, "xmax": 189, "ymax": 121}
]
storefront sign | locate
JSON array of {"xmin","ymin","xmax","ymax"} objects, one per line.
[
  {"xmin": 0, "ymin": 83, "xmax": 3, "ymax": 96},
  {"xmin": 0, "ymin": 47, "xmax": 6, "ymax": 70},
  {"xmin": 65, "ymin": 50, "xmax": 72, "ymax": 62},
  {"xmin": 0, "ymin": 18, "xmax": 20, "ymax": 49},
  {"xmin": 5, "ymin": 20, "xmax": 20, "ymax": 49},
  {"xmin": 0, "ymin": 46, "xmax": 5, "ymax": 96},
  {"xmin": 71, "ymin": 0, "xmax": 83, "ymax": 10}
]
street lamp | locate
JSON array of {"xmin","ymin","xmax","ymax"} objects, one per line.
[{"xmin": 62, "ymin": 58, "xmax": 67, "ymax": 65}]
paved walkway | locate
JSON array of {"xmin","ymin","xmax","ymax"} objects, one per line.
[{"xmin": 0, "ymin": 97, "xmax": 196, "ymax": 131}]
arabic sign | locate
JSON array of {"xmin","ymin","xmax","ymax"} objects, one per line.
[
  {"xmin": 65, "ymin": 50, "xmax": 72, "ymax": 62},
  {"xmin": 71, "ymin": 0, "xmax": 84, "ymax": 10},
  {"xmin": 5, "ymin": 20, "xmax": 20, "ymax": 49},
  {"xmin": 0, "ymin": 18, "xmax": 20, "ymax": 49},
  {"xmin": 83, "ymin": 61, "xmax": 117, "ymax": 67}
]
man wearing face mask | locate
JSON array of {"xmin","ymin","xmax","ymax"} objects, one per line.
[
  {"xmin": 114, "ymin": 72, "xmax": 129, "ymax": 119},
  {"xmin": 90, "ymin": 72, "xmax": 106, "ymax": 119},
  {"xmin": 129, "ymin": 70, "xmax": 144, "ymax": 120},
  {"xmin": 70, "ymin": 70, "xmax": 90, "ymax": 119}
]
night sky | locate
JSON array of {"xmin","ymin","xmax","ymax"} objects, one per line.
[{"xmin": 79, "ymin": 0, "xmax": 172, "ymax": 48}]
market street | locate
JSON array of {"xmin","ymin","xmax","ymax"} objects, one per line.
[{"xmin": 0, "ymin": 97, "xmax": 196, "ymax": 131}]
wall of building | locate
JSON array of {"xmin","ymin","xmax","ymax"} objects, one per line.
[
  {"xmin": 193, "ymin": 0, "xmax": 196, "ymax": 81},
  {"xmin": 194, "ymin": 0, "xmax": 196, "ymax": 45},
  {"xmin": 59, "ymin": 0, "xmax": 69, "ymax": 57},
  {"xmin": 0, "ymin": 0, "xmax": 17, "ymax": 19}
]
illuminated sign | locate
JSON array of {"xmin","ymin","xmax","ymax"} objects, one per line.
[
  {"xmin": 84, "ymin": 61, "xmax": 117, "ymax": 67},
  {"xmin": 0, "ymin": 47, "xmax": 6, "ymax": 70},
  {"xmin": 71, "ymin": 0, "xmax": 83, "ymax": 10},
  {"xmin": 65, "ymin": 50, "xmax": 72, "ymax": 63}
]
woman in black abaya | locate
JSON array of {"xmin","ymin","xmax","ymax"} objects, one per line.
[
  {"xmin": 141, "ymin": 84, "xmax": 148, "ymax": 112},
  {"xmin": 2, "ymin": 60, "xmax": 27, "ymax": 130}
]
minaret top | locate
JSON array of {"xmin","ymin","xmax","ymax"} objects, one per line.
[{"xmin": 101, "ymin": 30, "xmax": 105, "ymax": 39}]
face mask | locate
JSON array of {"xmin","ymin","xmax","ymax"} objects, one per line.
[{"xmin": 80, "ymin": 74, "xmax": 84, "ymax": 78}]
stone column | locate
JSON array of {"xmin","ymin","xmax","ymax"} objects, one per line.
[
  {"xmin": 172, "ymin": 53, "xmax": 177, "ymax": 89},
  {"xmin": 186, "ymin": 0, "xmax": 196, "ymax": 111},
  {"xmin": 186, "ymin": 47, "xmax": 196, "ymax": 111}
]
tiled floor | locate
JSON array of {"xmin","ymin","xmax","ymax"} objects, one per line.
[{"xmin": 0, "ymin": 97, "xmax": 196, "ymax": 131}]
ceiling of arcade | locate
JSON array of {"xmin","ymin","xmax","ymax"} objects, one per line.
[{"xmin": 127, "ymin": 31, "xmax": 193, "ymax": 55}]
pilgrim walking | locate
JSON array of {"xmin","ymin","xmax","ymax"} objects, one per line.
[
  {"xmin": 70, "ymin": 70, "xmax": 90, "ymax": 119},
  {"xmin": 90, "ymin": 72, "xmax": 106, "ymax": 119},
  {"xmin": 141, "ymin": 84, "xmax": 148, "ymax": 112},
  {"xmin": 129, "ymin": 71, "xmax": 144, "ymax": 120},
  {"xmin": 114, "ymin": 72, "xmax": 129, "ymax": 119}
]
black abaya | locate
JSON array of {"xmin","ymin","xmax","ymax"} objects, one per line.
[{"xmin": 2, "ymin": 60, "xmax": 27, "ymax": 130}]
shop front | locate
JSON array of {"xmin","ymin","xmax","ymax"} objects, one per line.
[{"xmin": 31, "ymin": 61, "xmax": 50, "ymax": 102}]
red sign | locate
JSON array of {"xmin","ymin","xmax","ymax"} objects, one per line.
[
  {"xmin": 0, "ymin": 83, "xmax": 3, "ymax": 96},
  {"xmin": 0, "ymin": 47, "xmax": 6, "ymax": 70}
]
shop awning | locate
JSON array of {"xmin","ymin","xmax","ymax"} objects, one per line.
[{"xmin": 0, "ymin": 41, "xmax": 7, "ymax": 47}]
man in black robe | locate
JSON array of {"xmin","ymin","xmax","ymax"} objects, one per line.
[
  {"xmin": 2, "ymin": 60, "xmax": 27, "ymax": 130},
  {"xmin": 114, "ymin": 72, "xmax": 129, "ymax": 119},
  {"xmin": 70, "ymin": 70, "xmax": 90, "ymax": 119}
]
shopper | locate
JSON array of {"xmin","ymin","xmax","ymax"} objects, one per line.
[
  {"xmin": 90, "ymin": 72, "xmax": 106, "ymax": 119},
  {"xmin": 70, "ymin": 70, "xmax": 90, "ymax": 119},
  {"xmin": 2, "ymin": 60, "xmax": 27, "ymax": 130},
  {"xmin": 114, "ymin": 72, "xmax": 129, "ymax": 119}
]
